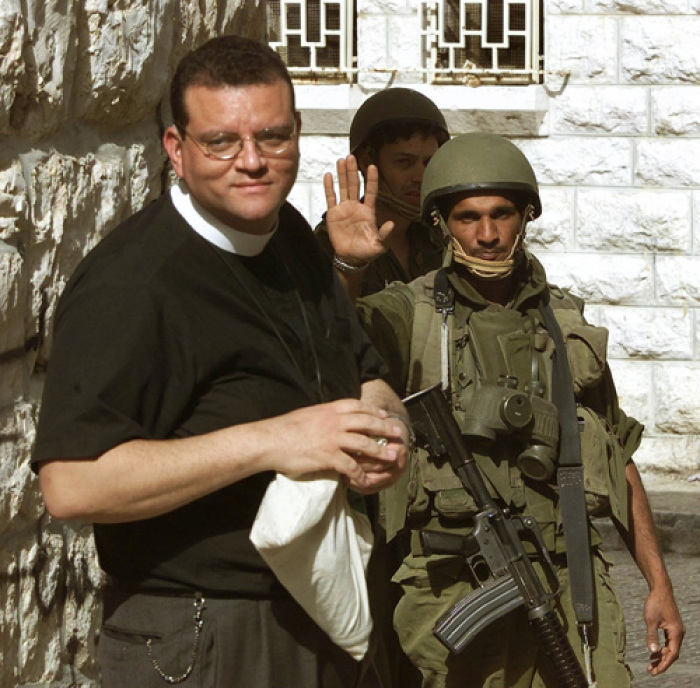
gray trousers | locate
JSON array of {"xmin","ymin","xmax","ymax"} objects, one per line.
[{"xmin": 98, "ymin": 588, "xmax": 385, "ymax": 688}]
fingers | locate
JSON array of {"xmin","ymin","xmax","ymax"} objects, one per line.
[
  {"xmin": 363, "ymin": 163, "xmax": 379, "ymax": 210},
  {"xmin": 331, "ymin": 155, "xmax": 361, "ymax": 202},
  {"xmin": 323, "ymin": 171, "xmax": 337, "ymax": 210},
  {"xmin": 646, "ymin": 619, "xmax": 685, "ymax": 675},
  {"xmin": 377, "ymin": 219, "xmax": 395, "ymax": 244},
  {"xmin": 345, "ymin": 155, "xmax": 361, "ymax": 201}
]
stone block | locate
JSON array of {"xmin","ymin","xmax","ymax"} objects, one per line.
[
  {"xmin": 633, "ymin": 435, "xmax": 700, "ymax": 476},
  {"xmin": 546, "ymin": 16, "xmax": 618, "ymax": 84},
  {"xmin": 549, "ymin": 86, "xmax": 647, "ymax": 136},
  {"xmin": 517, "ymin": 137, "xmax": 631, "ymax": 186},
  {"xmin": 0, "ymin": 0, "xmax": 24, "ymax": 134},
  {"xmin": 0, "ymin": 159, "xmax": 29, "ymax": 242},
  {"xmin": 537, "ymin": 252, "xmax": 653, "ymax": 304},
  {"xmin": 695, "ymin": 192, "xmax": 700, "ymax": 254},
  {"xmin": 651, "ymin": 86, "xmax": 700, "ymax": 136},
  {"xmin": 1, "ymin": 0, "xmax": 75, "ymax": 138},
  {"xmin": 547, "ymin": 0, "xmax": 586, "ymax": 13},
  {"xmin": 528, "ymin": 187, "xmax": 574, "ymax": 250},
  {"xmin": 621, "ymin": 17, "xmax": 700, "ymax": 85},
  {"xmin": 635, "ymin": 139, "xmax": 700, "ymax": 187},
  {"xmin": 0, "ymin": 547, "xmax": 19, "ymax": 687},
  {"xmin": 607, "ymin": 359, "xmax": 652, "ymax": 428},
  {"xmin": 387, "ymin": 14, "xmax": 421, "ymax": 75},
  {"xmin": 0, "ymin": 245, "xmax": 23, "ymax": 354},
  {"xmin": 598, "ymin": 306, "xmax": 693, "ymax": 359},
  {"xmin": 590, "ymin": 0, "xmax": 688, "ymax": 12},
  {"xmin": 656, "ymin": 256, "xmax": 700, "ymax": 305},
  {"xmin": 75, "ymin": 0, "xmax": 175, "ymax": 125},
  {"xmin": 357, "ymin": 13, "xmax": 388, "ymax": 73},
  {"xmin": 287, "ymin": 183, "xmax": 313, "ymax": 223},
  {"xmin": 360, "ymin": 0, "xmax": 411, "ymax": 10},
  {"xmin": 297, "ymin": 136, "xmax": 348, "ymax": 182},
  {"xmin": 654, "ymin": 363, "xmax": 700, "ymax": 434},
  {"xmin": 576, "ymin": 188, "xmax": 691, "ymax": 252},
  {"xmin": 0, "ymin": 403, "xmax": 42, "ymax": 536}
]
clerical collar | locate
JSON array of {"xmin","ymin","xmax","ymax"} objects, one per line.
[{"xmin": 170, "ymin": 180, "xmax": 277, "ymax": 256}]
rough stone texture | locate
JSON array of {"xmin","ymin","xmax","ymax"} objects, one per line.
[
  {"xmin": 576, "ymin": 189, "xmax": 691, "ymax": 252},
  {"xmin": 652, "ymin": 87, "xmax": 700, "ymax": 136},
  {"xmin": 517, "ymin": 137, "xmax": 632, "ymax": 186},
  {"xmin": 598, "ymin": 306, "xmax": 693, "ymax": 360},
  {"xmin": 621, "ymin": 17, "xmax": 700, "ymax": 85},
  {"xmin": 0, "ymin": 1, "xmax": 265, "ymax": 685},
  {"xmin": 546, "ymin": 16, "xmax": 619, "ymax": 84},
  {"xmin": 549, "ymin": 85, "xmax": 648, "ymax": 136}
]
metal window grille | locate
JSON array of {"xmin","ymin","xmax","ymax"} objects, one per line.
[
  {"xmin": 421, "ymin": 0, "xmax": 542, "ymax": 84},
  {"xmin": 268, "ymin": 0, "xmax": 355, "ymax": 81}
]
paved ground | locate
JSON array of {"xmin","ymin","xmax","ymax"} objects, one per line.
[{"xmin": 601, "ymin": 482, "xmax": 700, "ymax": 687}]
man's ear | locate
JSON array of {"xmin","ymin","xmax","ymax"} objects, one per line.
[
  {"xmin": 294, "ymin": 110, "xmax": 302, "ymax": 135},
  {"xmin": 163, "ymin": 125, "xmax": 184, "ymax": 178}
]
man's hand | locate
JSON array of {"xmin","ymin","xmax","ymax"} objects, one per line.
[
  {"xmin": 323, "ymin": 155, "xmax": 394, "ymax": 266},
  {"xmin": 266, "ymin": 398, "xmax": 408, "ymax": 494},
  {"xmin": 644, "ymin": 584, "xmax": 685, "ymax": 675}
]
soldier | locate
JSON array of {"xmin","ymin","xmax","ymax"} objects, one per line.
[
  {"xmin": 325, "ymin": 133, "xmax": 685, "ymax": 687},
  {"xmin": 317, "ymin": 88, "xmax": 450, "ymax": 300}
]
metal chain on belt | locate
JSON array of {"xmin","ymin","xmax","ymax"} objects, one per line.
[{"xmin": 146, "ymin": 592, "xmax": 206, "ymax": 684}]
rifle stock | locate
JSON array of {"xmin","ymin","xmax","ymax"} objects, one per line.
[{"xmin": 404, "ymin": 385, "xmax": 588, "ymax": 688}]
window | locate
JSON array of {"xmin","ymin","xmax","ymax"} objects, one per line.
[
  {"xmin": 267, "ymin": 0, "xmax": 355, "ymax": 81},
  {"xmin": 268, "ymin": 0, "xmax": 542, "ymax": 85},
  {"xmin": 421, "ymin": 0, "xmax": 542, "ymax": 84}
]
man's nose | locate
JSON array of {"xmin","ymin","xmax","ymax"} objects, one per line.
[
  {"xmin": 234, "ymin": 138, "xmax": 265, "ymax": 171},
  {"xmin": 476, "ymin": 217, "xmax": 498, "ymax": 244}
]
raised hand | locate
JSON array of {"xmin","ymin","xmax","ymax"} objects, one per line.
[{"xmin": 323, "ymin": 155, "xmax": 395, "ymax": 266}]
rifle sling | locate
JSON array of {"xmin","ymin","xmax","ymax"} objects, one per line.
[{"xmin": 539, "ymin": 293, "xmax": 595, "ymax": 625}]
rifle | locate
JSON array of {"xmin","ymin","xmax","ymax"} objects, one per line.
[{"xmin": 404, "ymin": 384, "xmax": 588, "ymax": 688}]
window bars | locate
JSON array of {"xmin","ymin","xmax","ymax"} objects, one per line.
[
  {"xmin": 421, "ymin": 0, "xmax": 541, "ymax": 84},
  {"xmin": 268, "ymin": 0, "xmax": 355, "ymax": 81},
  {"xmin": 267, "ymin": 0, "xmax": 541, "ymax": 85}
]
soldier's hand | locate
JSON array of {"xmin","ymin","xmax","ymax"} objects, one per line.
[
  {"xmin": 644, "ymin": 585, "xmax": 685, "ymax": 674},
  {"xmin": 323, "ymin": 155, "xmax": 394, "ymax": 266}
]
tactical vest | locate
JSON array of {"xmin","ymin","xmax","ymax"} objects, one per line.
[{"xmin": 385, "ymin": 270, "xmax": 628, "ymax": 554}]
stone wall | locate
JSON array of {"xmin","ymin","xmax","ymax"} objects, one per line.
[
  {"xmin": 289, "ymin": 0, "xmax": 700, "ymax": 482},
  {"xmin": 0, "ymin": 1, "xmax": 263, "ymax": 685}
]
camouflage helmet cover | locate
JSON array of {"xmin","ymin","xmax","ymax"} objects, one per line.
[
  {"xmin": 420, "ymin": 132, "xmax": 542, "ymax": 221},
  {"xmin": 349, "ymin": 88, "xmax": 449, "ymax": 154}
]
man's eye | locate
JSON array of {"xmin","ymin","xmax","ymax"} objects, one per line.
[
  {"xmin": 206, "ymin": 135, "xmax": 238, "ymax": 151},
  {"xmin": 257, "ymin": 129, "xmax": 292, "ymax": 146}
]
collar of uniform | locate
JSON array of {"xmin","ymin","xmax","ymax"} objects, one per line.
[{"xmin": 170, "ymin": 180, "xmax": 277, "ymax": 256}]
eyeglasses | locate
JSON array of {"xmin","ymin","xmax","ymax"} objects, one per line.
[{"xmin": 178, "ymin": 122, "xmax": 298, "ymax": 160}]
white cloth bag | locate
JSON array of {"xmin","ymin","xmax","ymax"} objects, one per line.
[{"xmin": 249, "ymin": 472, "xmax": 374, "ymax": 660}]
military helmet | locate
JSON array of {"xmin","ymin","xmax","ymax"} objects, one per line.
[
  {"xmin": 420, "ymin": 132, "xmax": 542, "ymax": 222},
  {"xmin": 349, "ymin": 88, "xmax": 449, "ymax": 154}
]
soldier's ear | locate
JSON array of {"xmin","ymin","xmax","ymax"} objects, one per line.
[{"xmin": 355, "ymin": 146, "xmax": 372, "ymax": 178}]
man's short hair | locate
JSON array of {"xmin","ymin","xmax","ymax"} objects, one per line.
[
  {"xmin": 362, "ymin": 121, "xmax": 449, "ymax": 162},
  {"xmin": 170, "ymin": 35, "xmax": 295, "ymax": 130}
]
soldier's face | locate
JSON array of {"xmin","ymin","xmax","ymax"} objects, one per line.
[
  {"xmin": 446, "ymin": 193, "xmax": 522, "ymax": 258},
  {"xmin": 360, "ymin": 132, "xmax": 439, "ymax": 209}
]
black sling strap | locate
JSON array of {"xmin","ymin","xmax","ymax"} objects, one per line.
[{"xmin": 539, "ymin": 292, "xmax": 595, "ymax": 626}]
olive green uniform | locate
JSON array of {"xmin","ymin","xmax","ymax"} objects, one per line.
[
  {"xmin": 316, "ymin": 217, "xmax": 446, "ymax": 297},
  {"xmin": 356, "ymin": 252, "xmax": 639, "ymax": 688}
]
